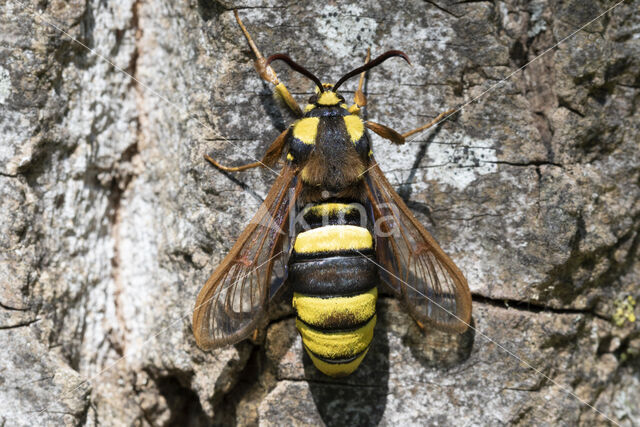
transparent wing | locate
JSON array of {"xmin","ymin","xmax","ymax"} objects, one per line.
[
  {"xmin": 193, "ymin": 164, "xmax": 299, "ymax": 349},
  {"xmin": 365, "ymin": 159, "xmax": 471, "ymax": 332}
]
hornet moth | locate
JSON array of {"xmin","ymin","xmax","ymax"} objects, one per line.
[{"xmin": 193, "ymin": 11, "xmax": 472, "ymax": 377}]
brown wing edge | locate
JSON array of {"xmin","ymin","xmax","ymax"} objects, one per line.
[
  {"xmin": 365, "ymin": 159, "xmax": 472, "ymax": 333},
  {"xmin": 192, "ymin": 164, "xmax": 299, "ymax": 349}
]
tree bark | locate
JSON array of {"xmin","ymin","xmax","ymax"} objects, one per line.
[{"xmin": 1, "ymin": 0, "xmax": 638, "ymax": 425}]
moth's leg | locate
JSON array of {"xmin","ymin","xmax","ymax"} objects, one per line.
[
  {"xmin": 235, "ymin": 11, "xmax": 302, "ymax": 117},
  {"xmin": 400, "ymin": 108, "xmax": 457, "ymax": 139},
  {"xmin": 365, "ymin": 121, "xmax": 405, "ymax": 145},
  {"xmin": 365, "ymin": 108, "xmax": 457, "ymax": 145},
  {"xmin": 349, "ymin": 48, "xmax": 371, "ymax": 114},
  {"xmin": 205, "ymin": 128, "xmax": 289, "ymax": 172}
]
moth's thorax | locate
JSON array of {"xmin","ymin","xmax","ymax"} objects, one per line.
[{"xmin": 287, "ymin": 106, "xmax": 371, "ymax": 192}]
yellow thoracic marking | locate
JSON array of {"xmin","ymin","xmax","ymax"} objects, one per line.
[
  {"xmin": 293, "ymin": 225, "xmax": 372, "ymax": 254},
  {"xmin": 368, "ymin": 149, "xmax": 373, "ymax": 157},
  {"xmin": 348, "ymin": 104, "xmax": 360, "ymax": 114},
  {"xmin": 286, "ymin": 153, "xmax": 294, "ymax": 161},
  {"xmin": 304, "ymin": 103, "xmax": 315, "ymax": 112},
  {"xmin": 306, "ymin": 203, "xmax": 355, "ymax": 217},
  {"xmin": 340, "ymin": 103, "xmax": 348, "ymax": 109},
  {"xmin": 296, "ymin": 315, "xmax": 376, "ymax": 359},
  {"xmin": 293, "ymin": 288, "xmax": 378, "ymax": 328},
  {"xmin": 292, "ymin": 117, "xmax": 319, "ymax": 145},
  {"xmin": 318, "ymin": 91, "xmax": 341, "ymax": 106},
  {"xmin": 306, "ymin": 347, "xmax": 369, "ymax": 377},
  {"xmin": 344, "ymin": 115, "xmax": 364, "ymax": 143}
]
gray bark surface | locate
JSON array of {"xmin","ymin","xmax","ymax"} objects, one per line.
[{"xmin": 1, "ymin": 0, "xmax": 638, "ymax": 425}]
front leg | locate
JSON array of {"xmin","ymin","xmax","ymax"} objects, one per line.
[
  {"xmin": 234, "ymin": 11, "xmax": 302, "ymax": 117},
  {"xmin": 350, "ymin": 48, "xmax": 371, "ymax": 113}
]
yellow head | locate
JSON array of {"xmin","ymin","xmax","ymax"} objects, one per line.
[
  {"xmin": 265, "ymin": 50, "xmax": 410, "ymax": 111},
  {"xmin": 308, "ymin": 84, "xmax": 346, "ymax": 108}
]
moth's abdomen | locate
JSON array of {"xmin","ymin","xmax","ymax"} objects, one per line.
[
  {"xmin": 289, "ymin": 203, "xmax": 378, "ymax": 377},
  {"xmin": 293, "ymin": 287, "xmax": 377, "ymax": 376}
]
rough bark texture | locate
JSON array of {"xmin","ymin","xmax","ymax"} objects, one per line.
[{"xmin": 1, "ymin": 0, "xmax": 639, "ymax": 425}]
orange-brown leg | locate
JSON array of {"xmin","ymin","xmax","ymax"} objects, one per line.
[
  {"xmin": 352, "ymin": 48, "xmax": 371, "ymax": 109},
  {"xmin": 365, "ymin": 108, "xmax": 457, "ymax": 145},
  {"xmin": 235, "ymin": 11, "xmax": 302, "ymax": 117},
  {"xmin": 205, "ymin": 128, "xmax": 289, "ymax": 172},
  {"xmin": 401, "ymin": 108, "xmax": 457, "ymax": 139},
  {"xmin": 365, "ymin": 121, "xmax": 405, "ymax": 144},
  {"xmin": 204, "ymin": 155, "xmax": 263, "ymax": 172}
]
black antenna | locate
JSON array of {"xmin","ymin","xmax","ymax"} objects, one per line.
[
  {"xmin": 333, "ymin": 50, "xmax": 411, "ymax": 91},
  {"xmin": 266, "ymin": 54, "xmax": 324, "ymax": 93}
]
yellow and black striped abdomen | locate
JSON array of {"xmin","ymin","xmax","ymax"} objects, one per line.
[{"xmin": 289, "ymin": 203, "xmax": 378, "ymax": 377}]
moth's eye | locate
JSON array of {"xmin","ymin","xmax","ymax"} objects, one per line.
[{"xmin": 308, "ymin": 95, "xmax": 318, "ymax": 104}]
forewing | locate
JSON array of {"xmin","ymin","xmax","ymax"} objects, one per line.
[
  {"xmin": 365, "ymin": 160, "xmax": 471, "ymax": 333},
  {"xmin": 193, "ymin": 164, "xmax": 298, "ymax": 349}
]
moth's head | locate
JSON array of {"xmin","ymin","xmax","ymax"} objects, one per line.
[
  {"xmin": 265, "ymin": 51, "xmax": 410, "ymax": 108},
  {"xmin": 307, "ymin": 84, "xmax": 346, "ymax": 108}
]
